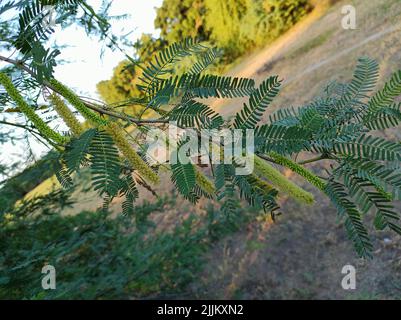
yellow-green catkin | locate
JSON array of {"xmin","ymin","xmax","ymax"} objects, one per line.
[
  {"xmin": 50, "ymin": 79, "xmax": 107, "ymax": 126},
  {"xmin": 195, "ymin": 168, "xmax": 216, "ymax": 195},
  {"xmin": 51, "ymin": 79, "xmax": 161, "ymax": 185},
  {"xmin": 253, "ymin": 155, "xmax": 315, "ymax": 205},
  {"xmin": 104, "ymin": 122, "xmax": 160, "ymax": 185},
  {"xmin": 0, "ymin": 72, "xmax": 66, "ymax": 145},
  {"xmin": 49, "ymin": 93, "xmax": 84, "ymax": 136},
  {"xmin": 269, "ymin": 152, "xmax": 327, "ymax": 192},
  {"xmin": 250, "ymin": 174, "xmax": 276, "ymax": 193}
]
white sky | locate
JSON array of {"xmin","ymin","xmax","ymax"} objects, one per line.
[
  {"xmin": 54, "ymin": 0, "xmax": 162, "ymax": 96},
  {"xmin": 0, "ymin": 0, "xmax": 162, "ymax": 176}
]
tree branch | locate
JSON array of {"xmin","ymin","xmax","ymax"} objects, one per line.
[
  {"xmin": 256, "ymin": 153, "xmax": 278, "ymax": 164},
  {"xmin": 0, "ymin": 55, "xmax": 168, "ymax": 126},
  {"xmin": 297, "ymin": 154, "xmax": 330, "ymax": 165},
  {"xmin": 0, "ymin": 55, "xmax": 32, "ymax": 74},
  {"xmin": 258, "ymin": 152, "xmax": 332, "ymax": 166},
  {"xmin": 0, "ymin": 119, "xmax": 42, "ymax": 136}
]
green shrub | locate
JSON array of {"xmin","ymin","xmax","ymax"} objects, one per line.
[
  {"xmin": 0, "ymin": 190, "xmax": 264, "ymax": 299},
  {"xmin": 0, "ymin": 151, "xmax": 60, "ymax": 214},
  {"xmin": 204, "ymin": 0, "xmax": 312, "ymax": 61}
]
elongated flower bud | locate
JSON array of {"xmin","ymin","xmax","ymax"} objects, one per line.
[
  {"xmin": 0, "ymin": 72, "xmax": 66, "ymax": 145},
  {"xmin": 253, "ymin": 155, "xmax": 314, "ymax": 205},
  {"xmin": 250, "ymin": 174, "xmax": 276, "ymax": 193},
  {"xmin": 195, "ymin": 168, "xmax": 216, "ymax": 195},
  {"xmin": 50, "ymin": 79, "xmax": 107, "ymax": 126},
  {"xmin": 104, "ymin": 122, "xmax": 160, "ymax": 185},
  {"xmin": 49, "ymin": 93, "xmax": 84, "ymax": 136},
  {"xmin": 269, "ymin": 152, "xmax": 327, "ymax": 191}
]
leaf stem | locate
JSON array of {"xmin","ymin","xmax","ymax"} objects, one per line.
[{"xmin": 0, "ymin": 55, "xmax": 168, "ymax": 126}]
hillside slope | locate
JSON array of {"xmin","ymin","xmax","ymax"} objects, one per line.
[
  {"xmin": 187, "ymin": 0, "xmax": 401, "ymax": 299},
  {"xmin": 20, "ymin": 0, "xmax": 401, "ymax": 299}
]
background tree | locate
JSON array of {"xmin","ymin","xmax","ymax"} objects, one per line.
[
  {"xmin": 133, "ymin": 34, "xmax": 168, "ymax": 63},
  {"xmin": 204, "ymin": 0, "xmax": 311, "ymax": 59},
  {"xmin": 96, "ymin": 0, "xmax": 312, "ymax": 103},
  {"xmin": 154, "ymin": 0, "xmax": 209, "ymax": 44},
  {"xmin": 97, "ymin": 61, "xmax": 143, "ymax": 105}
]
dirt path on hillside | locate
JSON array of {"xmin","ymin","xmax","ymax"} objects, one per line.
[
  {"xmin": 210, "ymin": 2, "xmax": 330, "ymax": 113},
  {"xmin": 223, "ymin": 3, "xmax": 330, "ymax": 79},
  {"xmin": 213, "ymin": 0, "xmax": 401, "ymax": 119},
  {"xmin": 283, "ymin": 23, "xmax": 401, "ymax": 87}
]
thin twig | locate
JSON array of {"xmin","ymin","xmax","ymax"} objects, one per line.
[
  {"xmin": 133, "ymin": 173, "xmax": 158, "ymax": 197},
  {"xmin": 0, "ymin": 119, "xmax": 42, "ymax": 136},
  {"xmin": 256, "ymin": 153, "xmax": 277, "ymax": 164},
  {"xmin": 299, "ymin": 153, "xmax": 340, "ymax": 165},
  {"xmin": 298, "ymin": 154, "xmax": 329, "ymax": 165},
  {"xmin": 0, "ymin": 55, "xmax": 168, "ymax": 126}
]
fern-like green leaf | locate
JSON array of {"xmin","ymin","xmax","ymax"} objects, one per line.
[
  {"xmin": 151, "ymin": 74, "xmax": 255, "ymax": 107},
  {"xmin": 167, "ymin": 99, "xmax": 224, "ymax": 129},
  {"xmin": 337, "ymin": 57, "xmax": 379, "ymax": 110},
  {"xmin": 366, "ymin": 70, "xmax": 401, "ymax": 114},
  {"xmin": 64, "ymin": 128, "xmax": 96, "ymax": 173},
  {"xmin": 325, "ymin": 181, "xmax": 373, "ymax": 258},
  {"xmin": 137, "ymin": 38, "xmax": 208, "ymax": 97},
  {"xmin": 364, "ymin": 103, "xmax": 401, "ymax": 130},
  {"xmin": 188, "ymin": 47, "xmax": 221, "ymax": 75},
  {"xmin": 298, "ymin": 107, "xmax": 325, "ymax": 133},
  {"xmin": 55, "ymin": 159, "xmax": 73, "ymax": 189},
  {"xmin": 170, "ymin": 153, "xmax": 196, "ymax": 196},
  {"xmin": 336, "ymin": 166, "xmax": 401, "ymax": 235},
  {"xmin": 255, "ymin": 124, "xmax": 312, "ymax": 154},
  {"xmin": 119, "ymin": 173, "xmax": 139, "ymax": 216},
  {"xmin": 233, "ymin": 175, "xmax": 279, "ymax": 214},
  {"xmin": 333, "ymin": 134, "xmax": 401, "ymax": 161},
  {"xmin": 233, "ymin": 76, "xmax": 281, "ymax": 129},
  {"xmin": 343, "ymin": 159, "xmax": 401, "ymax": 201},
  {"xmin": 14, "ymin": 0, "xmax": 81, "ymax": 81},
  {"xmin": 89, "ymin": 130, "xmax": 121, "ymax": 197}
]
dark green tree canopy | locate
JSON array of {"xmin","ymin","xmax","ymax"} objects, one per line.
[
  {"xmin": 97, "ymin": 61, "xmax": 142, "ymax": 105},
  {"xmin": 154, "ymin": 0, "xmax": 209, "ymax": 43}
]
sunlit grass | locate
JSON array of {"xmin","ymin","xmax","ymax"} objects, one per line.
[
  {"xmin": 23, "ymin": 175, "xmax": 60, "ymax": 201},
  {"xmin": 287, "ymin": 29, "xmax": 335, "ymax": 60}
]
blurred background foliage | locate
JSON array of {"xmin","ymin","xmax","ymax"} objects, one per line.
[
  {"xmin": 0, "ymin": 151, "xmax": 60, "ymax": 215},
  {"xmin": 96, "ymin": 0, "xmax": 312, "ymax": 104},
  {"xmin": 0, "ymin": 189, "xmax": 264, "ymax": 299}
]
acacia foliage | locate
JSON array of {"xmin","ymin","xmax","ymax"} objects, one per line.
[
  {"xmin": 1, "ymin": 1, "xmax": 401, "ymax": 259},
  {"xmin": 52, "ymin": 39, "xmax": 401, "ymax": 258}
]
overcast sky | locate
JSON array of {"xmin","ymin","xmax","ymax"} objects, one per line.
[{"xmin": 53, "ymin": 0, "xmax": 162, "ymax": 96}]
